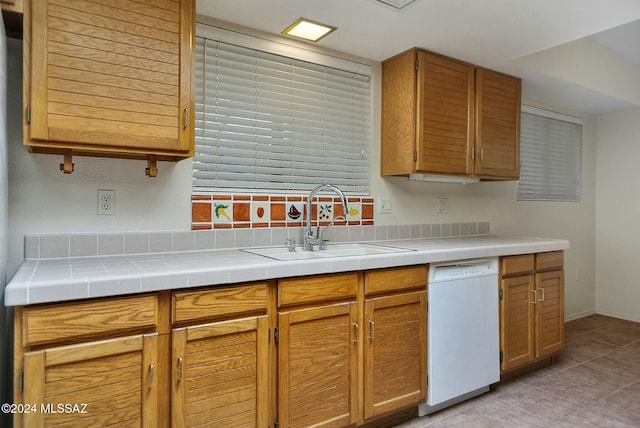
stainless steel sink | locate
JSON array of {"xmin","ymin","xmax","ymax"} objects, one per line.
[{"xmin": 242, "ymin": 242, "xmax": 412, "ymax": 261}]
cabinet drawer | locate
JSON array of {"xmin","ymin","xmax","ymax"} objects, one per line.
[
  {"xmin": 172, "ymin": 283, "xmax": 268, "ymax": 324},
  {"xmin": 500, "ymin": 254, "xmax": 534, "ymax": 277},
  {"xmin": 365, "ymin": 265, "xmax": 427, "ymax": 296},
  {"xmin": 535, "ymin": 251, "xmax": 564, "ymax": 272},
  {"xmin": 22, "ymin": 294, "xmax": 158, "ymax": 346},
  {"xmin": 278, "ymin": 273, "xmax": 358, "ymax": 307}
]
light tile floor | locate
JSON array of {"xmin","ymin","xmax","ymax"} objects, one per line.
[{"xmin": 394, "ymin": 314, "xmax": 640, "ymax": 427}]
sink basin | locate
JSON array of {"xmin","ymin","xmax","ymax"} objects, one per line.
[{"xmin": 242, "ymin": 242, "xmax": 412, "ymax": 261}]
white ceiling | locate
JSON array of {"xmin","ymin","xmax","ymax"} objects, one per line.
[{"xmin": 196, "ymin": 0, "xmax": 640, "ymax": 115}]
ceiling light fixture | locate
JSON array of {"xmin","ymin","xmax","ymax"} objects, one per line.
[
  {"xmin": 377, "ymin": 0, "xmax": 419, "ymax": 9},
  {"xmin": 282, "ymin": 18, "xmax": 337, "ymax": 42}
]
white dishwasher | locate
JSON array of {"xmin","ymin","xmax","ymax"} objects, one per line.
[{"xmin": 419, "ymin": 258, "xmax": 500, "ymax": 416}]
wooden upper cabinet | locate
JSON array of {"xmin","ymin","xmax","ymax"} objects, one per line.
[
  {"xmin": 475, "ymin": 68, "xmax": 521, "ymax": 179},
  {"xmin": 24, "ymin": 0, "xmax": 195, "ymax": 168},
  {"xmin": 416, "ymin": 51, "xmax": 475, "ymax": 176},
  {"xmin": 381, "ymin": 48, "xmax": 521, "ymax": 180}
]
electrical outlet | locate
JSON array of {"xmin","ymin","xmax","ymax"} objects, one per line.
[
  {"xmin": 436, "ymin": 197, "xmax": 448, "ymax": 214},
  {"xmin": 97, "ymin": 190, "xmax": 115, "ymax": 215}
]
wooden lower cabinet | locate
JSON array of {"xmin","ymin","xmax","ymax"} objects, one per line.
[
  {"xmin": 364, "ymin": 291, "xmax": 427, "ymax": 419},
  {"xmin": 278, "ymin": 302, "xmax": 359, "ymax": 427},
  {"xmin": 171, "ymin": 316, "xmax": 269, "ymax": 428},
  {"xmin": 277, "ymin": 267, "xmax": 428, "ymax": 427},
  {"xmin": 15, "ymin": 270, "xmax": 428, "ymax": 427},
  {"xmin": 23, "ymin": 334, "xmax": 158, "ymax": 427},
  {"xmin": 499, "ymin": 251, "xmax": 564, "ymax": 373},
  {"xmin": 500, "ymin": 274, "xmax": 535, "ymax": 370},
  {"xmin": 535, "ymin": 269, "xmax": 564, "ymax": 358}
]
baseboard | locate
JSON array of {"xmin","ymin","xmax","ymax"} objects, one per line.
[
  {"xmin": 593, "ymin": 309, "xmax": 640, "ymax": 324},
  {"xmin": 565, "ymin": 309, "xmax": 596, "ymax": 322}
]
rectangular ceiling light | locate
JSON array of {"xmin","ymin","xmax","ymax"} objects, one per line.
[
  {"xmin": 282, "ymin": 18, "xmax": 337, "ymax": 42},
  {"xmin": 377, "ymin": 0, "xmax": 419, "ymax": 9}
]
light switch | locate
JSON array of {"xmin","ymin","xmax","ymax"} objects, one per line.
[{"xmin": 379, "ymin": 197, "xmax": 392, "ymax": 214}]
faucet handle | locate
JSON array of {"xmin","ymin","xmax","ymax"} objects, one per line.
[{"xmin": 285, "ymin": 238, "xmax": 296, "ymax": 252}]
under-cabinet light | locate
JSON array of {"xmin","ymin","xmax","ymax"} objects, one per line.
[
  {"xmin": 282, "ymin": 18, "xmax": 337, "ymax": 42},
  {"xmin": 409, "ymin": 174, "xmax": 480, "ymax": 184}
]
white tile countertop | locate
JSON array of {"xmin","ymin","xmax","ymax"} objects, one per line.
[{"xmin": 4, "ymin": 235, "xmax": 569, "ymax": 306}]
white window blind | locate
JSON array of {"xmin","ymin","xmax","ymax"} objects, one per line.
[
  {"xmin": 193, "ymin": 31, "xmax": 371, "ymax": 195},
  {"xmin": 517, "ymin": 106, "xmax": 582, "ymax": 201}
]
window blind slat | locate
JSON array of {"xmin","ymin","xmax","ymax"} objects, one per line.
[
  {"xmin": 193, "ymin": 35, "xmax": 371, "ymax": 194},
  {"xmin": 517, "ymin": 109, "xmax": 582, "ymax": 201}
]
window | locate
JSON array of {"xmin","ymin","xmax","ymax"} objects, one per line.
[
  {"xmin": 193, "ymin": 25, "xmax": 372, "ymax": 195},
  {"xmin": 517, "ymin": 106, "xmax": 582, "ymax": 201}
]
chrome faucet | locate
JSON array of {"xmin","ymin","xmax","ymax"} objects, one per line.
[{"xmin": 304, "ymin": 184, "xmax": 348, "ymax": 251}]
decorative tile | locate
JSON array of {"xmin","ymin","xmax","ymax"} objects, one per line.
[
  {"xmin": 346, "ymin": 199, "xmax": 362, "ymax": 222},
  {"xmin": 251, "ymin": 201, "xmax": 270, "ymax": 223},
  {"xmin": 192, "ymin": 202, "xmax": 212, "ymax": 223},
  {"xmin": 213, "ymin": 202, "xmax": 233, "ymax": 225},
  {"xmin": 191, "ymin": 193, "xmax": 382, "ymax": 230},
  {"xmin": 286, "ymin": 202, "xmax": 303, "ymax": 222},
  {"xmin": 271, "ymin": 203, "xmax": 286, "ymax": 221},
  {"xmin": 233, "ymin": 202, "xmax": 251, "ymax": 222}
]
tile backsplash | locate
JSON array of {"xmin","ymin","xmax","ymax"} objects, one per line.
[
  {"xmin": 24, "ymin": 222, "xmax": 490, "ymax": 259},
  {"xmin": 192, "ymin": 193, "xmax": 374, "ymax": 230}
]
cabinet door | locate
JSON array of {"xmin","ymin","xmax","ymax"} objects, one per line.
[
  {"xmin": 23, "ymin": 334, "xmax": 158, "ymax": 427},
  {"xmin": 416, "ymin": 51, "xmax": 475, "ymax": 175},
  {"xmin": 475, "ymin": 68, "xmax": 521, "ymax": 179},
  {"xmin": 364, "ymin": 291, "xmax": 427, "ymax": 419},
  {"xmin": 172, "ymin": 316, "xmax": 269, "ymax": 428},
  {"xmin": 26, "ymin": 0, "xmax": 194, "ymax": 157},
  {"xmin": 500, "ymin": 275, "xmax": 535, "ymax": 371},
  {"xmin": 278, "ymin": 302, "xmax": 359, "ymax": 428},
  {"xmin": 535, "ymin": 270, "xmax": 564, "ymax": 358}
]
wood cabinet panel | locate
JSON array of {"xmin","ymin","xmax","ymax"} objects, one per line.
[
  {"xmin": 365, "ymin": 265, "xmax": 427, "ymax": 296},
  {"xmin": 381, "ymin": 49, "xmax": 418, "ymax": 176},
  {"xmin": 278, "ymin": 302, "xmax": 359, "ymax": 428},
  {"xmin": 536, "ymin": 270, "xmax": 564, "ymax": 358},
  {"xmin": 1, "ymin": 0, "xmax": 22, "ymax": 13},
  {"xmin": 381, "ymin": 48, "xmax": 520, "ymax": 180},
  {"xmin": 22, "ymin": 294, "xmax": 158, "ymax": 346},
  {"xmin": 500, "ymin": 252, "xmax": 564, "ymax": 373},
  {"xmin": 172, "ymin": 283, "xmax": 268, "ymax": 324},
  {"xmin": 417, "ymin": 51, "xmax": 475, "ymax": 175},
  {"xmin": 475, "ymin": 68, "xmax": 521, "ymax": 179},
  {"xmin": 278, "ymin": 272, "xmax": 358, "ymax": 307},
  {"xmin": 500, "ymin": 275, "xmax": 535, "ymax": 371},
  {"xmin": 24, "ymin": 0, "xmax": 195, "ymax": 167},
  {"xmin": 172, "ymin": 316, "xmax": 269, "ymax": 428},
  {"xmin": 500, "ymin": 254, "xmax": 534, "ymax": 277},
  {"xmin": 535, "ymin": 251, "xmax": 564, "ymax": 272},
  {"xmin": 364, "ymin": 291, "xmax": 427, "ymax": 419},
  {"xmin": 23, "ymin": 334, "xmax": 158, "ymax": 427}
]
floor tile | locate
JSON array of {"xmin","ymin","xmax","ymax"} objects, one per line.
[{"xmin": 393, "ymin": 315, "xmax": 640, "ymax": 428}]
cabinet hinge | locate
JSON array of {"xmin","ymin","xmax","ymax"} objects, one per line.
[
  {"xmin": 415, "ymin": 60, "xmax": 419, "ymax": 71},
  {"xmin": 274, "ymin": 327, "xmax": 279, "ymax": 345},
  {"xmin": 26, "ymin": 105, "xmax": 31, "ymax": 124},
  {"xmin": 413, "ymin": 151, "xmax": 418, "ymax": 162},
  {"xmin": 18, "ymin": 371, "xmax": 24, "ymax": 393},
  {"xmin": 499, "ymin": 288, "xmax": 503, "ymax": 300},
  {"xmin": 499, "ymin": 351, "xmax": 503, "ymax": 363}
]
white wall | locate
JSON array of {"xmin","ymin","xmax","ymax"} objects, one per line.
[
  {"xmin": 595, "ymin": 108, "xmax": 640, "ymax": 322},
  {"xmin": 5, "ymin": 37, "xmax": 597, "ymax": 321}
]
